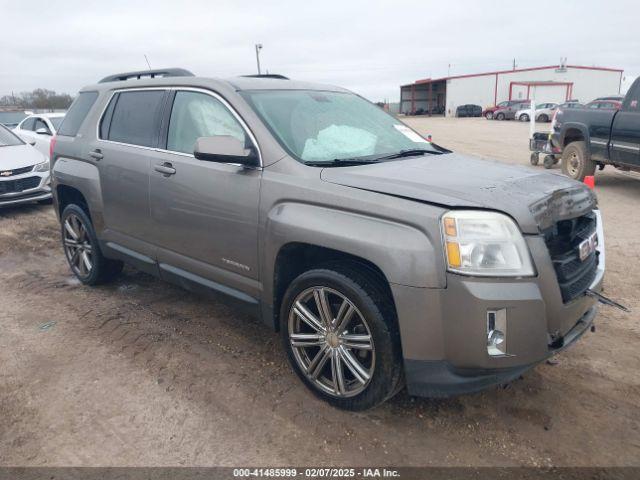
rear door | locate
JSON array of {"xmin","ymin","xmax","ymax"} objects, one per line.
[
  {"xmin": 94, "ymin": 88, "xmax": 169, "ymax": 266},
  {"xmin": 610, "ymin": 83, "xmax": 640, "ymax": 168},
  {"xmin": 149, "ymin": 88, "xmax": 262, "ymax": 303}
]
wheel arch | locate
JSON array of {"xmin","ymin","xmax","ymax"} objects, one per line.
[
  {"xmin": 260, "ymin": 202, "xmax": 445, "ymax": 330},
  {"xmin": 561, "ymin": 124, "xmax": 589, "ymax": 148},
  {"xmin": 52, "ymin": 159, "xmax": 104, "ymax": 232}
]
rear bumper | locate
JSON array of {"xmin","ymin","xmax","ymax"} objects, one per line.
[{"xmin": 404, "ymin": 305, "xmax": 596, "ymax": 397}]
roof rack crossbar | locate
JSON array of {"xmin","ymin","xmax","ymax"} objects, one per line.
[
  {"xmin": 99, "ymin": 68, "xmax": 195, "ymax": 84},
  {"xmin": 241, "ymin": 74, "xmax": 289, "ymax": 80}
]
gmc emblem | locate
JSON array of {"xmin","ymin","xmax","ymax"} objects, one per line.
[{"xmin": 578, "ymin": 232, "xmax": 598, "ymax": 262}]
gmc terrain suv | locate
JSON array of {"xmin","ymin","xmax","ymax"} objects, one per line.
[{"xmin": 51, "ymin": 68, "xmax": 605, "ymax": 410}]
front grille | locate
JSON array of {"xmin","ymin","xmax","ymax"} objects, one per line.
[
  {"xmin": 543, "ymin": 212, "xmax": 598, "ymax": 303},
  {"xmin": 0, "ymin": 165, "xmax": 34, "ymax": 177},
  {"xmin": 0, "ymin": 176, "xmax": 41, "ymax": 195}
]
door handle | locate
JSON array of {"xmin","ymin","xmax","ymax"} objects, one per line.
[
  {"xmin": 154, "ymin": 162, "xmax": 176, "ymax": 176},
  {"xmin": 88, "ymin": 149, "xmax": 103, "ymax": 160}
]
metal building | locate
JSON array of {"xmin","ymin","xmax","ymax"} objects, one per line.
[{"xmin": 400, "ymin": 64, "xmax": 624, "ymax": 116}]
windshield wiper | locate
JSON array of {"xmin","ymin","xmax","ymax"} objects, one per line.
[
  {"xmin": 371, "ymin": 148, "xmax": 440, "ymax": 161},
  {"xmin": 304, "ymin": 158, "xmax": 381, "ymax": 167}
]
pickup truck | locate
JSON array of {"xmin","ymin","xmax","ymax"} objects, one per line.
[{"xmin": 551, "ymin": 77, "xmax": 640, "ymax": 180}]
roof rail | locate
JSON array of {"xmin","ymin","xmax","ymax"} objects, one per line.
[
  {"xmin": 241, "ymin": 74, "xmax": 289, "ymax": 80},
  {"xmin": 99, "ymin": 68, "xmax": 195, "ymax": 84}
]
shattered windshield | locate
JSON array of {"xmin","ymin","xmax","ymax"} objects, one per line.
[{"xmin": 241, "ymin": 90, "xmax": 440, "ymax": 164}]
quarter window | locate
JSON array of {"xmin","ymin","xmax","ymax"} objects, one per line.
[
  {"xmin": 58, "ymin": 91, "xmax": 98, "ymax": 137},
  {"xmin": 167, "ymin": 91, "xmax": 248, "ymax": 155},
  {"xmin": 107, "ymin": 90, "xmax": 166, "ymax": 147}
]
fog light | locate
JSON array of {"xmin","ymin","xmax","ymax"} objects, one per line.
[{"xmin": 487, "ymin": 309, "xmax": 508, "ymax": 356}]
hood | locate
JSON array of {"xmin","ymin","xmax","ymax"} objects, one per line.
[
  {"xmin": 0, "ymin": 143, "xmax": 46, "ymax": 171},
  {"xmin": 320, "ymin": 153, "xmax": 596, "ymax": 234}
]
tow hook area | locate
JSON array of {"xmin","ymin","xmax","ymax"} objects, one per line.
[{"xmin": 585, "ymin": 289, "xmax": 630, "ymax": 312}]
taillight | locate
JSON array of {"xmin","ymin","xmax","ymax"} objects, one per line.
[
  {"xmin": 551, "ymin": 109, "xmax": 560, "ymax": 130},
  {"xmin": 49, "ymin": 135, "xmax": 57, "ymax": 160}
]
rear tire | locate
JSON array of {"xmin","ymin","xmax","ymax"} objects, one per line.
[
  {"xmin": 561, "ymin": 141, "xmax": 596, "ymax": 181},
  {"xmin": 543, "ymin": 155, "xmax": 555, "ymax": 169},
  {"xmin": 520, "ymin": 113, "xmax": 530, "ymax": 122},
  {"xmin": 280, "ymin": 266, "xmax": 403, "ymax": 411},
  {"xmin": 538, "ymin": 114, "xmax": 549, "ymax": 122},
  {"xmin": 485, "ymin": 112, "xmax": 493, "ymax": 120},
  {"xmin": 61, "ymin": 204, "xmax": 123, "ymax": 285}
]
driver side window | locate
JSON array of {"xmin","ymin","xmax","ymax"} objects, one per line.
[{"xmin": 167, "ymin": 91, "xmax": 248, "ymax": 155}]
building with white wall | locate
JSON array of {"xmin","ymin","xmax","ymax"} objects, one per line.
[{"xmin": 400, "ymin": 64, "xmax": 624, "ymax": 116}]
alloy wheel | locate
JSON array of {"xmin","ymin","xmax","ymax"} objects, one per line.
[
  {"xmin": 63, "ymin": 213, "xmax": 94, "ymax": 277},
  {"xmin": 288, "ymin": 286, "xmax": 375, "ymax": 398}
]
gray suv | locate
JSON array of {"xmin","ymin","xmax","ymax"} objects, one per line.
[{"xmin": 51, "ymin": 68, "xmax": 605, "ymax": 410}]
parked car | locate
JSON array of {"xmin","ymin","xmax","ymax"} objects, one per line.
[
  {"xmin": 0, "ymin": 111, "xmax": 29, "ymax": 128},
  {"xmin": 455, "ymin": 104, "xmax": 482, "ymax": 117},
  {"xmin": 0, "ymin": 124, "xmax": 52, "ymax": 207},
  {"xmin": 583, "ymin": 100, "xmax": 622, "ymax": 111},
  {"xmin": 493, "ymin": 101, "xmax": 531, "ymax": 120},
  {"xmin": 557, "ymin": 101, "xmax": 583, "ymax": 110},
  {"xmin": 516, "ymin": 103, "xmax": 558, "ymax": 122},
  {"xmin": 14, "ymin": 113, "xmax": 65, "ymax": 159},
  {"xmin": 52, "ymin": 68, "xmax": 606, "ymax": 410},
  {"xmin": 482, "ymin": 100, "xmax": 524, "ymax": 120},
  {"xmin": 550, "ymin": 76, "xmax": 640, "ymax": 180},
  {"xmin": 593, "ymin": 95, "xmax": 624, "ymax": 102}
]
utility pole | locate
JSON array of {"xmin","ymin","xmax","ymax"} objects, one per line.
[
  {"xmin": 255, "ymin": 44, "xmax": 263, "ymax": 75},
  {"xmin": 512, "ymin": 58, "xmax": 516, "ymax": 70}
]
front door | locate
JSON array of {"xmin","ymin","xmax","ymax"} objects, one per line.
[
  {"xmin": 610, "ymin": 83, "xmax": 640, "ymax": 168},
  {"xmin": 149, "ymin": 89, "xmax": 262, "ymax": 301}
]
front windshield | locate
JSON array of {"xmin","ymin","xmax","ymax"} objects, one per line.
[
  {"xmin": 241, "ymin": 90, "xmax": 440, "ymax": 163},
  {"xmin": 0, "ymin": 124, "xmax": 24, "ymax": 147}
]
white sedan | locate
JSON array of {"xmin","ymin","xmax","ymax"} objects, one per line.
[
  {"xmin": 515, "ymin": 103, "xmax": 558, "ymax": 122},
  {"xmin": 14, "ymin": 112, "xmax": 65, "ymax": 159}
]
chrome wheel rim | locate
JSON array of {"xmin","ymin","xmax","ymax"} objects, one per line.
[
  {"xmin": 288, "ymin": 286, "xmax": 375, "ymax": 398},
  {"xmin": 567, "ymin": 151, "xmax": 581, "ymax": 177},
  {"xmin": 63, "ymin": 213, "xmax": 93, "ymax": 278}
]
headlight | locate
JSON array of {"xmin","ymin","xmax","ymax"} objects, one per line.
[
  {"xmin": 442, "ymin": 210, "xmax": 535, "ymax": 277},
  {"xmin": 32, "ymin": 160, "xmax": 50, "ymax": 172}
]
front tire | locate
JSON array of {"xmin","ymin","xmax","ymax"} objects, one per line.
[
  {"xmin": 485, "ymin": 112, "xmax": 493, "ymax": 120},
  {"xmin": 561, "ymin": 141, "xmax": 596, "ymax": 181},
  {"xmin": 520, "ymin": 113, "xmax": 530, "ymax": 122},
  {"xmin": 280, "ymin": 266, "xmax": 403, "ymax": 410},
  {"xmin": 538, "ymin": 114, "xmax": 549, "ymax": 122},
  {"xmin": 61, "ymin": 204, "xmax": 123, "ymax": 285},
  {"xmin": 496, "ymin": 112, "xmax": 505, "ymax": 120}
]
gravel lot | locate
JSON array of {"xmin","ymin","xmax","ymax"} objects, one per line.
[{"xmin": 1, "ymin": 117, "xmax": 639, "ymax": 467}]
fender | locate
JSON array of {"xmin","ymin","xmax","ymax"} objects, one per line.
[
  {"xmin": 560, "ymin": 122, "xmax": 590, "ymax": 148},
  {"xmin": 261, "ymin": 201, "xmax": 446, "ymax": 311},
  {"xmin": 51, "ymin": 158, "xmax": 105, "ymax": 232}
]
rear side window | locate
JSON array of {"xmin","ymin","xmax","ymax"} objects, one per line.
[
  {"xmin": 57, "ymin": 91, "xmax": 99, "ymax": 137},
  {"xmin": 106, "ymin": 90, "xmax": 166, "ymax": 147},
  {"xmin": 20, "ymin": 117, "xmax": 36, "ymax": 131}
]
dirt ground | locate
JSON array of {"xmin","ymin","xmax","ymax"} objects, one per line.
[{"xmin": 1, "ymin": 117, "xmax": 639, "ymax": 467}]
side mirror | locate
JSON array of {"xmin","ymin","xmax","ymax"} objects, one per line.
[
  {"xmin": 35, "ymin": 127, "xmax": 51, "ymax": 136},
  {"xmin": 193, "ymin": 136, "xmax": 259, "ymax": 167},
  {"xmin": 28, "ymin": 140, "xmax": 36, "ymax": 146}
]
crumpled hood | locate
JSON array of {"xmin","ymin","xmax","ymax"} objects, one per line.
[
  {"xmin": 320, "ymin": 153, "xmax": 596, "ymax": 233},
  {"xmin": 0, "ymin": 144, "xmax": 45, "ymax": 171}
]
